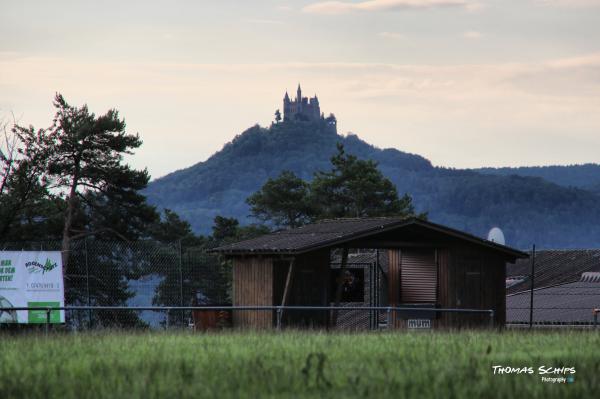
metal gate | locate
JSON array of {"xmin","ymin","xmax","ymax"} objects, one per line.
[{"xmin": 330, "ymin": 250, "xmax": 388, "ymax": 330}]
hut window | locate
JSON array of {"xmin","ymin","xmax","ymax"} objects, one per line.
[{"xmin": 400, "ymin": 250, "xmax": 437, "ymax": 303}]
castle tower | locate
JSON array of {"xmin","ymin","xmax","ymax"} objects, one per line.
[
  {"xmin": 296, "ymin": 84, "xmax": 303, "ymax": 113},
  {"xmin": 310, "ymin": 94, "xmax": 320, "ymax": 120},
  {"xmin": 282, "ymin": 84, "xmax": 322, "ymax": 122}
]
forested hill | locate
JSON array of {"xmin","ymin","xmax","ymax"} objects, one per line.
[
  {"xmin": 475, "ymin": 165, "xmax": 600, "ymax": 194},
  {"xmin": 145, "ymin": 120, "xmax": 600, "ymax": 249}
]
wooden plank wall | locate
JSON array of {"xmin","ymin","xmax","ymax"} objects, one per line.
[
  {"xmin": 491, "ymin": 257, "xmax": 506, "ymax": 326},
  {"xmin": 232, "ymin": 257, "xmax": 273, "ymax": 329},
  {"xmin": 437, "ymin": 248, "xmax": 451, "ymax": 328},
  {"xmin": 446, "ymin": 246, "xmax": 507, "ymax": 328},
  {"xmin": 229, "ymin": 247, "xmax": 507, "ymax": 330},
  {"xmin": 387, "ymin": 246, "xmax": 505, "ymax": 329},
  {"xmin": 387, "ymin": 249, "xmax": 401, "ymax": 327}
]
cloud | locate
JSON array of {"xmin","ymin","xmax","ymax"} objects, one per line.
[
  {"xmin": 378, "ymin": 31, "xmax": 406, "ymax": 40},
  {"xmin": 245, "ymin": 18, "xmax": 284, "ymax": 25},
  {"xmin": 508, "ymin": 53, "xmax": 600, "ymax": 97},
  {"xmin": 2, "ymin": 53, "xmax": 600, "ymax": 174},
  {"xmin": 462, "ymin": 30, "xmax": 482, "ymax": 39},
  {"xmin": 535, "ymin": 0, "xmax": 600, "ymax": 7},
  {"xmin": 303, "ymin": 0, "xmax": 473, "ymax": 14}
]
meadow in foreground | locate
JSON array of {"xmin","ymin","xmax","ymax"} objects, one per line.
[{"xmin": 0, "ymin": 330, "xmax": 598, "ymax": 398}]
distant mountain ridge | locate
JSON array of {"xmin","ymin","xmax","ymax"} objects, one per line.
[
  {"xmin": 145, "ymin": 120, "xmax": 600, "ymax": 249},
  {"xmin": 475, "ymin": 165, "xmax": 600, "ymax": 194}
]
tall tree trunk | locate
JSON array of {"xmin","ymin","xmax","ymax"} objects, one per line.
[
  {"xmin": 61, "ymin": 179, "xmax": 78, "ymax": 273},
  {"xmin": 331, "ymin": 247, "xmax": 349, "ymax": 328}
]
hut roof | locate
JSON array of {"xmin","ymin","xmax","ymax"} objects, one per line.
[{"xmin": 210, "ymin": 217, "xmax": 527, "ymax": 259}]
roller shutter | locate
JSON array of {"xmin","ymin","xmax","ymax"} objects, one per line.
[{"xmin": 401, "ymin": 250, "xmax": 437, "ymax": 303}]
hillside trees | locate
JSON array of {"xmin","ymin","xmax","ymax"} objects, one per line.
[
  {"xmin": 312, "ymin": 143, "xmax": 417, "ymax": 219},
  {"xmin": 246, "ymin": 171, "xmax": 313, "ymax": 228},
  {"xmin": 6, "ymin": 97, "xmax": 276, "ymax": 326},
  {"xmin": 247, "ymin": 143, "xmax": 420, "ymax": 228},
  {"xmin": 152, "ymin": 215, "xmax": 269, "ymax": 322},
  {"xmin": 0, "ymin": 115, "xmax": 56, "ymax": 240},
  {"xmin": 211, "ymin": 216, "xmax": 240, "ymax": 242},
  {"xmin": 7, "ymin": 95, "xmax": 189, "ymax": 327}
]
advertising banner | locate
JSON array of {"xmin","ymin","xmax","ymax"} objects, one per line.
[{"xmin": 0, "ymin": 251, "xmax": 64, "ymax": 324}]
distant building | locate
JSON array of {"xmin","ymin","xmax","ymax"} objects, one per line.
[
  {"xmin": 507, "ymin": 275, "xmax": 600, "ymax": 325},
  {"xmin": 506, "ymin": 249, "xmax": 600, "ymax": 325},
  {"xmin": 506, "ymin": 249, "xmax": 600, "ymax": 294},
  {"xmin": 283, "ymin": 84, "xmax": 322, "ymax": 122}
]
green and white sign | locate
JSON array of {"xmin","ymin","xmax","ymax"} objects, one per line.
[{"xmin": 0, "ymin": 251, "xmax": 64, "ymax": 324}]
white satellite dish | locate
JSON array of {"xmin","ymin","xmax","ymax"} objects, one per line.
[{"xmin": 487, "ymin": 227, "xmax": 505, "ymax": 245}]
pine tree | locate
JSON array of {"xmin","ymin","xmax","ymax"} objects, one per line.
[
  {"xmin": 246, "ymin": 171, "xmax": 313, "ymax": 228},
  {"xmin": 245, "ymin": 144, "xmax": 419, "ymax": 227},
  {"xmin": 311, "ymin": 143, "xmax": 415, "ymax": 218},
  {"xmin": 45, "ymin": 94, "xmax": 150, "ymax": 271}
]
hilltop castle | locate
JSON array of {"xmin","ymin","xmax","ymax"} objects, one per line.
[{"xmin": 283, "ymin": 84, "xmax": 321, "ymax": 122}]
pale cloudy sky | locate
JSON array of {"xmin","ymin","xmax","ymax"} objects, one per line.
[{"xmin": 1, "ymin": 0, "xmax": 599, "ymax": 179}]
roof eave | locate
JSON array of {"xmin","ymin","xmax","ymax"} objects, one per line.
[
  {"xmin": 209, "ymin": 218, "xmax": 415, "ymax": 256},
  {"xmin": 410, "ymin": 219, "xmax": 529, "ymax": 259},
  {"xmin": 209, "ymin": 217, "xmax": 529, "ymax": 259}
]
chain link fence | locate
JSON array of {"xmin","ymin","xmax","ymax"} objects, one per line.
[
  {"xmin": 0, "ymin": 239, "xmax": 230, "ymax": 330},
  {"xmin": 3, "ymin": 242, "xmax": 598, "ymax": 330}
]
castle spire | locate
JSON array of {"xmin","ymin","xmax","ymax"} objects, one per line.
[{"xmin": 283, "ymin": 84, "xmax": 321, "ymax": 123}]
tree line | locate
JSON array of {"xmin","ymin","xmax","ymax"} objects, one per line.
[
  {"xmin": 2, "ymin": 95, "xmax": 415, "ymax": 249},
  {"xmin": 247, "ymin": 143, "xmax": 421, "ymax": 228},
  {"xmin": 1, "ymin": 95, "xmax": 418, "ymax": 325}
]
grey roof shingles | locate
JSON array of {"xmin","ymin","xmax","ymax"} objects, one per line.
[
  {"xmin": 507, "ymin": 281, "xmax": 600, "ymax": 323},
  {"xmin": 209, "ymin": 217, "xmax": 527, "ymax": 258},
  {"xmin": 507, "ymin": 249, "xmax": 600, "ymax": 294},
  {"xmin": 507, "ymin": 250, "xmax": 600, "ymax": 323}
]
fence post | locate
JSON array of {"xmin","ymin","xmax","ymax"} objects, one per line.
[
  {"xmin": 45, "ymin": 308, "xmax": 51, "ymax": 336},
  {"xmin": 276, "ymin": 307, "xmax": 283, "ymax": 331},
  {"xmin": 594, "ymin": 309, "xmax": 598, "ymax": 330},
  {"xmin": 529, "ymin": 244, "xmax": 536, "ymax": 329},
  {"xmin": 489, "ymin": 310, "xmax": 495, "ymax": 329},
  {"xmin": 166, "ymin": 308, "xmax": 170, "ymax": 330},
  {"xmin": 178, "ymin": 240, "xmax": 184, "ymax": 328},
  {"xmin": 85, "ymin": 238, "xmax": 91, "ymax": 329},
  {"xmin": 386, "ymin": 307, "xmax": 392, "ymax": 329}
]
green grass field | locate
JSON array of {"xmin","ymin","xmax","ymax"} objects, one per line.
[{"xmin": 0, "ymin": 330, "xmax": 598, "ymax": 398}]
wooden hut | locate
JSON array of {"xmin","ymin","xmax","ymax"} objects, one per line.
[{"xmin": 210, "ymin": 217, "xmax": 528, "ymax": 329}]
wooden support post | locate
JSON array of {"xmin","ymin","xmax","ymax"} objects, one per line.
[
  {"xmin": 279, "ymin": 258, "xmax": 296, "ymax": 326},
  {"xmin": 529, "ymin": 244, "xmax": 536, "ymax": 329},
  {"xmin": 331, "ymin": 247, "xmax": 349, "ymax": 327}
]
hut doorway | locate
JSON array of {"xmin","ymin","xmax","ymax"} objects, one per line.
[{"xmin": 329, "ymin": 249, "xmax": 387, "ymax": 330}]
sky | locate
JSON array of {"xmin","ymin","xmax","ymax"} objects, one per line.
[{"xmin": 1, "ymin": 0, "xmax": 599, "ymax": 179}]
